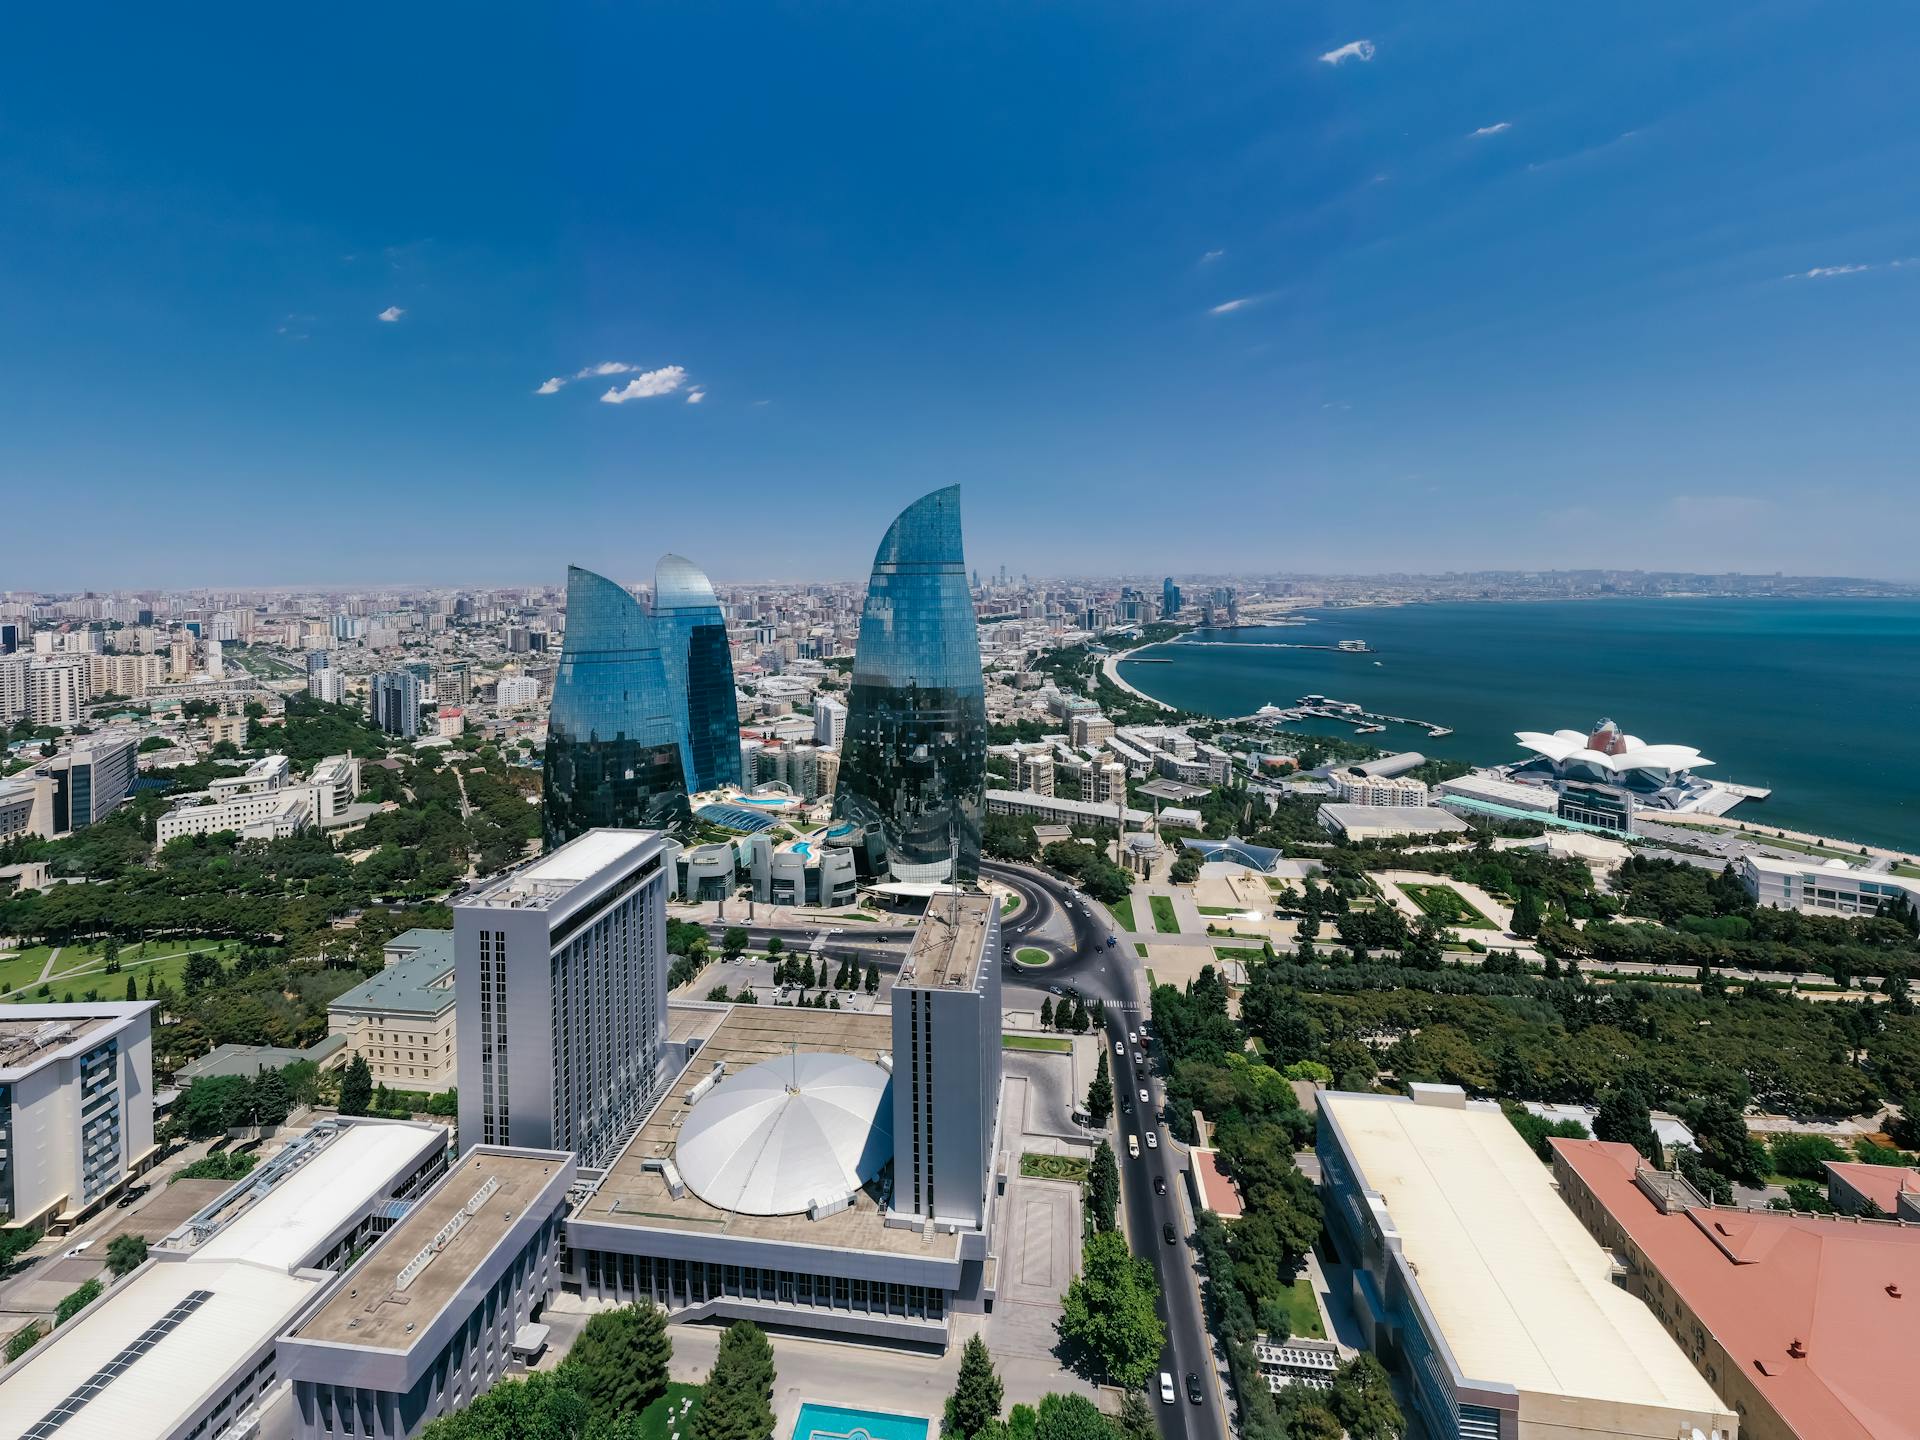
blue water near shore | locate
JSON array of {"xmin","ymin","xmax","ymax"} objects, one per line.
[{"xmin": 1118, "ymin": 598, "xmax": 1920, "ymax": 851}]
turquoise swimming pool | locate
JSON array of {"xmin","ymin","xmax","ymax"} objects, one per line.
[{"xmin": 792, "ymin": 1403, "xmax": 929, "ymax": 1440}]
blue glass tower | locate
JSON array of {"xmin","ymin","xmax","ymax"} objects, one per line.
[
  {"xmin": 543, "ymin": 556, "xmax": 742, "ymax": 848},
  {"xmin": 832, "ymin": 486, "xmax": 988, "ymax": 881}
]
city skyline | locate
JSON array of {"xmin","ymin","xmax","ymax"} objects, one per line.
[{"xmin": 7, "ymin": 5, "xmax": 1920, "ymax": 587}]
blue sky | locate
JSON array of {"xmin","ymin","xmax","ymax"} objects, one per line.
[{"xmin": 4, "ymin": 3, "xmax": 1918, "ymax": 588}]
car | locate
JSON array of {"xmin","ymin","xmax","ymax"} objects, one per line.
[
  {"xmin": 63, "ymin": 1240, "xmax": 94, "ymax": 1258},
  {"xmin": 1153, "ymin": 1175, "xmax": 1167, "ymax": 1195},
  {"xmin": 1186, "ymin": 1373, "xmax": 1204, "ymax": 1405},
  {"xmin": 1121, "ymin": 1098, "xmax": 1132, "ymax": 1114},
  {"xmin": 1133, "ymin": 1050, "xmax": 1143, "ymax": 1064},
  {"xmin": 1048, "ymin": 985, "xmax": 1062, "ymax": 996},
  {"xmin": 1162, "ymin": 1222, "xmax": 1177, "ymax": 1245},
  {"xmin": 1114, "ymin": 1040, "xmax": 1124, "ymax": 1054},
  {"xmin": 1128, "ymin": 1030, "xmax": 1138, "ymax": 1042},
  {"xmin": 115, "ymin": 1185, "xmax": 149, "ymax": 1208},
  {"xmin": 1105, "ymin": 935, "xmax": 1116, "ymax": 948},
  {"xmin": 1128, "ymin": 1135, "xmax": 1140, "ymax": 1159},
  {"xmin": 1145, "ymin": 1131, "xmax": 1158, "ymax": 1150},
  {"xmin": 1139, "ymin": 1087, "xmax": 1150, "ymax": 1104},
  {"xmin": 1158, "ymin": 1373, "xmax": 1176, "ymax": 1405}
]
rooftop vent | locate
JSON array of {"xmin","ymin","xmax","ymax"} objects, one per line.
[{"xmin": 1788, "ymin": 1339, "xmax": 1807, "ymax": 1359}]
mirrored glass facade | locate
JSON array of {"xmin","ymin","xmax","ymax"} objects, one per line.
[
  {"xmin": 544, "ymin": 558, "xmax": 743, "ymax": 848},
  {"xmin": 832, "ymin": 486, "xmax": 987, "ymax": 881}
]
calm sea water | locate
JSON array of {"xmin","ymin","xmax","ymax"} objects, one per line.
[{"xmin": 1119, "ymin": 599, "xmax": 1920, "ymax": 850}]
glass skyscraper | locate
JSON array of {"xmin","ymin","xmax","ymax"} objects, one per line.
[
  {"xmin": 543, "ymin": 556, "xmax": 743, "ymax": 848},
  {"xmin": 833, "ymin": 485, "xmax": 988, "ymax": 882}
]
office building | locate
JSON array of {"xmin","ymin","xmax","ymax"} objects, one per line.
[
  {"xmin": 743, "ymin": 832, "xmax": 860, "ymax": 908},
  {"xmin": 307, "ymin": 753, "xmax": 362, "ymax": 824},
  {"xmin": 305, "ymin": 649, "xmax": 332, "ymax": 675},
  {"xmin": 0, "ymin": 1002, "xmax": 157, "ymax": 1231},
  {"xmin": 1162, "ymin": 577, "xmax": 1181, "ymax": 618},
  {"xmin": 0, "ymin": 775, "xmax": 52, "ymax": 842},
  {"xmin": 1738, "ymin": 853, "xmax": 1920, "ymax": 917},
  {"xmin": 278, "ymin": 1146, "xmax": 574, "ymax": 1440},
  {"xmin": 0, "ymin": 621, "xmax": 17, "ymax": 654},
  {"xmin": 495, "ymin": 673, "xmax": 538, "ymax": 709},
  {"xmin": 1330, "ymin": 767, "xmax": 1431, "ymax": 807},
  {"xmin": 1069, "ymin": 711, "xmax": 1115, "ymax": 747},
  {"xmin": 370, "ymin": 669, "xmax": 423, "ymax": 738},
  {"xmin": 155, "ymin": 786, "xmax": 312, "ymax": 845},
  {"xmin": 211, "ymin": 753, "xmax": 291, "ymax": 797},
  {"xmin": 892, "ymin": 891, "xmax": 1001, "ymax": 1229},
  {"xmin": 42, "ymin": 731, "xmax": 140, "ymax": 833},
  {"xmin": 1554, "ymin": 1136, "xmax": 1920, "ymax": 1440},
  {"xmin": 543, "ymin": 556, "xmax": 742, "ymax": 847},
  {"xmin": 1318, "ymin": 1086, "xmax": 1736, "ymax": 1440},
  {"xmin": 1315, "ymin": 802, "xmax": 1469, "ymax": 843},
  {"xmin": 308, "ymin": 666, "xmax": 345, "ymax": 703},
  {"xmin": 833, "ymin": 487, "xmax": 988, "ymax": 882},
  {"xmin": 328, "ymin": 930, "xmax": 459, "ymax": 1090},
  {"xmin": 0, "ymin": 1118, "xmax": 448, "ymax": 1440},
  {"xmin": 813, "ymin": 694, "xmax": 847, "ymax": 747},
  {"xmin": 455, "ymin": 830, "xmax": 669, "ymax": 1167},
  {"xmin": 985, "ymin": 787, "xmax": 1149, "ymax": 830}
]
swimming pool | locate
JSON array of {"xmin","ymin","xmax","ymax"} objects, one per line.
[
  {"xmin": 792, "ymin": 1403, "xmax": 930, "ymax": 1440},
  {"xmin": 791, "ymin": 841, "xmax": 812, "ymax": 858}
]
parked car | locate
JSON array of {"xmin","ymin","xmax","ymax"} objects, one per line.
[{"xmin": 1159, "ymin": 1373, "xmax": 1176, "ymax": 1405}]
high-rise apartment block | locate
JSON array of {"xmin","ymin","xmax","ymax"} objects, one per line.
[
  {"xmin": 455, "ymin": 830, "xmax": 669, "ymax": 1167},
  {"xmin": 369, "ymin": 669, "xmax": 423, "ymax": 737},
  {"xmin": 891, "ymin": 890, "xmax": 1002, "ymax": 1229},
  {"xmin": 308, "ymin": 666, "xmax": 345, "ymax": 704},
  {"xmin": 495, "ymin": 674, "xmax": 539, "ymax": 710},
  {"xmin": 0, "ymin": 654, "xmax": 92, "ymax": 725},
  {"xmin": 813, "ymin": 694, "xmax": 847, "ymax": 747}
]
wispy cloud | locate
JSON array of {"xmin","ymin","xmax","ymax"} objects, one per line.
[
  {"xmin": 1469, "ymin": 122, "xmax": 1511, "ymax": 139},
  {"xmin": 576, "ymin": 361, "xmax": 637, "ymax": 378},
  {"xmin": 1784, "ymin": 258, "xmax": 1916, "ymax": 281},
  {"xmin": 377, "ymin": 305, "xmax": 405, "ymax": 323},
  {"xmin": 1200, "ymin": 249, "xmax": 1225, "ymax": 264},
  {"xmin": 1209, "ymin": 294, "xmax": 1272, "ymax": 316},
  {"xmin": 1319, "ymin": 39, "xmax": 1375, "ymax": 65},
  {"xmin": 685, "ymin": 387, "xmax": 707, "ymax": 405},
  {"xmin": 600, "ymin": 365, "xmax": 689, "ymax": 403},
  {"xmin": 535, "ymin": 377, "xmax": 565, "ymax": 395}
]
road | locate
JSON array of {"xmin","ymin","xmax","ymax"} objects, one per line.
[{"xmin": 986, "ymin": 861, "xmax": 1222, "ymax": 1440}]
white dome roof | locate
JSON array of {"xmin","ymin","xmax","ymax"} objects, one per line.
[{"xmin": 675, "ymin": 1051, "xmax": 893, "ymax": 1216}]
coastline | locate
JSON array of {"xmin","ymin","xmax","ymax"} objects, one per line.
[{"xmin": 1101, "ymin": 649, "xmax": 1174, "ymax": 711}]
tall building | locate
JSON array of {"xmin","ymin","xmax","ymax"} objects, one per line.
[
  {"xmin": 455, "ymin": 830, "xmax": 669, "ymax": 1167},
  {"xmin": 308, "ymin": 666, "xmax": 344, "ymax": 704},
  {"xmin": 542, "ymin": 557, "xmax": 741, "ymax": 847},
  {"xmin": 891, "ymin": 890, "xmax": 1001, "ymax": 1229},
  {"xmin": 495, "ymin": 673, "xmax": 539, "ymax": 709},
  {"xmin": 1162, "ymin": 577, "xmax": 1181, "ymax": 618},
  {"xmin": 43, "ymin": 731, "xmax": 139, "ymax": 833},
  {"xmin": 813, "ymin": 693, "xmax": 847, "ymax": 747},
  {"xmin": 832, "ymin": 486, "xmax": 988, "ymax": 882},
  {"xmin": 0, "ymin": 654, "xmax": 92, "ymax": 725},
  {"xmin": 369, "ymin": 669, "xmax": 422, "ymax": 737}
]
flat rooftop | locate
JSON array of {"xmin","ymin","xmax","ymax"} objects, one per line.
[
  {"xmin": 463, "ymin": 828, "xmax": 657, "ymax": 910},
  {"xmin": 291, "ymin": 1149, "xmax": 570, "ymax": 1350},
  {"xmin": 579, "ymin": 1006, "xmax": 959, "ymax": 1260},
  {"xmin": 1319, "ymin": 803, "xmax": 1469, "ymax": 832},
  {"xmin": 0, "ymin": 1258, "xmax": 320, "ymax": 1440},
  {"xmin": 1557, "ymin": 1138, "xmax": 1920, "ymax": 1440},
  {"xmin": 1322, "ymin": 1091, "xmax": 1728, "ymax": 1418},
  {"xmin": 0, "ymin": 1003, "xmax": 145, "ymax": 1076},
  {"xmin": 898, "ymin": 890, "xmax": 992, "ymax": 990}
]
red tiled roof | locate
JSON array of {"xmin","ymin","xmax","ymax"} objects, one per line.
[
  {"xmin": 1825, "ymin": 1160, "xmax": 1920, "ymax": 1214},
  {"xmin": 1193, "ymin": 1148, "xmax": 1243, "ymax": 1219},
  {"xmin": 1552, "ymin": 1139, "xmax": 1920, "ymax": 1440}
]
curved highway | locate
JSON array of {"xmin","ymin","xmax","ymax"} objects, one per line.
[{"xmin": 985, "ymin": 860, "xmax": 1223, "ymax": 1440}]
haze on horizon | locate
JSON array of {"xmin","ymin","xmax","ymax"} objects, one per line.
[{"xmin": 4, "ymin": 3, "xmax": 1917, "ymax": 589}]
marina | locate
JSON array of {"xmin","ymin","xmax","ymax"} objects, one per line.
[{"xmin": 1256, "ymin": 694, "xmax": 1456, "ymax": 740}]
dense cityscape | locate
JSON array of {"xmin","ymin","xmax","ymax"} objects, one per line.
[{"xmin": 0, "ymin": 485, "xmax": 1917, "ymax": 1440}]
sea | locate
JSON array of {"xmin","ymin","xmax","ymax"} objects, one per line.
[{"xmin": 1117, "ymin": 598, "xmax": 1920, "ymax": 852}]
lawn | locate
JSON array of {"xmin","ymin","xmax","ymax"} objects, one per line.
[
  {"xmin": 1283, "ymin": 1276, "xmax": 1326, "ymax": 1340},
  {"xmin": 1741, "ymin": 832, "xmax": 1869, "ymax": 864},
  {"xmin": 1134, "ymin": 943, "xmax": 1149, "ymax": 959},
  {"xmin": 1895, "ymin": 863, "xmax": 1920, "ymax": 880},
  {"xmin": 1004, "ymin": 1034, "xmax": 1072, "ymax": 1053},
  {"xmin": 1215, "ymin": 947, "xmax": 1267, "ymax": 963},
  {"xmin": 1015, "ymin": 947, "xmax": 1051, "ymax": 967},
  {"xmin": 1001, "ymin": 893, "xmax": 1022, "ymax": 915},
  {"xmin": 1401, "ymin": 882, "xmax": 1496, "ymax": 930},
  {"xmin": 1197, "ymin": 905, "xmax": 1251, "ymax": 916},
  {"xmin": 631, "ymin": 1383, "xmax": 703, "ymax": 1440},
  {"xmin": 1109, "ymin": 897, "xmax": 1138, "ymax": 931},
  {"xmin": 1020, "ymin": 1152, "xmax": 1090, "ymax": 1182},
  {"xmin": 1150, "ymin": 896, "xmax": 1180, "ymax": 934},
  {"xmin": 1, "ymin": 938, "xmax": 242, "ymax": 1003}
]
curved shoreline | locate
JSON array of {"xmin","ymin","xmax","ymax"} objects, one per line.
[{"xmin": 1101, "ymin": 649, "xmax": 1175, "ymax": 711}]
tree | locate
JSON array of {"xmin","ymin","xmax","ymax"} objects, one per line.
[
  {"xmin": 251, "ymin": 1066, "xmax": 292, "ymax": 1127},
  {"xmin": 417, "ymin": 1371, "xmax": 590, "ymax": 1440},
  {"xmin": 102, "ymin": 935, "xmax": 121, "ymax": 973},
  {"xmin": 56, "ymin": 1279, "xmax": 103, "ymax": 1325},
  {"xmin": 1112, "ymin": 1392, "xmax": 1155, "ymax": 1440},
  {"xmin": 1593, "ymin": 1081, "xmax": 1660, "ymax": 1165},
  {"xmin": 1057, "ymin": 1231, "xmax": 1166, "ymax": 1387},
  {"xmin": 765, "ymin": 936, "xmax": 784, "ymax": 958},
  {"xmin": 1683, "ymin": 1098, "xmax": 1768, "ymax": 1189},
  {"xmin": 339, "ymin": 1053, "xmax": 373, "ymax": 1117},
  {"xmin": 1087, "ymin": 1050, "xmax": 1114, "ymax": 1127},
  {"xmin": 125, "ymin": 974, "xmax": 138, "ymax": 1002},
  {"xmin": 948, "ymin": 1334, "xmax": 1004, "ymax": 1440},
  {"xmin": 1510, "ymin": 889, "xmax": 1542, "ymax": 939},
  {"xmin": 1040, "ymin": 998, "xmax": 1055, "ymax": 1029},
  {"xmin": 1088, "ymin": 1139, "xmax": 1120, "ymax": 1233},
  {"xmin": 722, "ymin": 926, "xmax": 750, "ymax": 961},
  {"xmin": 105, "ymin": 1232, "xmax": 148, "ymax": 1276},
  {"xmin": 176, "ymin": 1074, "xmax": 251, "ymax": 1139},
  {"xmin": 865, "ymin": 962, "xmax": 879, "ymax": 994},
  {"xmin": 1329, "ymin": 1354, "xmax": 1405, "ymax": 1440},
  {"xmin": 691, "ymin": 1321, "xmax": 776, "ymax": 1440},
  {"xmin": 1032, "ymin": 1394, "xmax": 1111, "ymax": 1440},
  {"xmin": 558, "ymin": 1302, "xmax": 672, "ymax": 1429}
]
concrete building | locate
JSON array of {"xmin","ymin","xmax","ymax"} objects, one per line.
[
  {"xmin": 207, "ymin": 711, "xmax": 250, "ymax": 748},
  {"xmin": 1015, "ymin": 752, "xmax": 1055, "ymax": 796},
  {"xmin": 1330, "ymin": 767, "xmax": 1431, "ymax": 807},
  {"xmin": 813, "ymin": 694, "xmax": 847, "ymax": 747},
  {"xmin": 155, "ymin": 786, "xmax": 312, "ymax": 845},
  {"xmin": 494, "ymin": 674, "xmax": 538, "ymax": 710},
  {"xmin": 0, "ymin": 654, "xmax": 93, "ymax": 724},
  {"xmin": 309, "ymin": 666, "xmax": 345, "ymax": 704},
  {"xmin": 1738, "ymin": 853, "xmax": 1920, "ymax": 917},
  {"xmin": 1315, "ymin": 802, "xmax": 1469, "ymax": 844},
  {"xmin": 41, "ymin": 731, "xmax": 140, "ymax": 834},
  {"xmin": 328, "ymin": 929, "xmax": 459, "ymax": 1091},
  {"xmin": 1554, "ymin": 1136, "xmax": 1920, "ymax": 1440},
  {"xmin": 985, "ymin": 787, "xmax": 1149, "ymax": 830},
  {"xmin": 1436, "ymin": 772, "xmax": 1561, "ymax": 814},
  {"xmin": 90, "ymin": 651, "xmax": 167, "ymax": 699},
  {"xmin": 278, "ymin": 1146, "xmax": 575, "ymax": 1440},
  {"xmin": 0, "ymin": 774, "xmax": 53, "ymax": 843},
  {"xmin": 744, "ymin": 833, "xmax": 860, "ymax": 908},
  {"xmin": 1823, "ymin": 1158, "xmax": 1920, "ymax": 1219},
  {"xmin": 0, "ymin": 1002, "xmax": 157, "ymax": 1231},
  {"xmin": 1069, "ymin": 711, "xmax": 1115, "ymax": 747},
  {"xmin": 307, "ymin": 753, "xmax": 363, "ymax": 824},
  {"xmin": 209, "ymin": 753, "xmax": 291, "ymax": 798},
  {"xmin": 455, "ymin": 830, "xmax": 670, "ymax": 1167},
  {"xmin": 1319, "ymin": 1087, "xmax": 1736, "ymax": 1440},
  {"xmin": 370, "ymin": 669, "xmax": 423, "ymax": 738}
]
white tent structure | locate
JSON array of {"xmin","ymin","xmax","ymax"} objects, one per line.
[
  {"xmin": 675, "ymin": 1051, "xmax": 894, "ymax": 1216},
  {"xmin": 1513, "ymin": 720, "xmax": 1712, "ymax": 792}
]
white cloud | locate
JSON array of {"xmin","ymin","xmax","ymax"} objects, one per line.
[
  {"xmin": 1470, "ymin": 122, "xmax": 1511, "ymax": 138},
  {"xmin": 1200, "ymin": 249, "xmax": 1225, "ymax": 264},
  {"xmin": 1794, "ymin": 264, "xmax": 1870, "ymax": 279},
  {"xmin": 685, "ymin": 387, "xmax": 707, "ymax": 404},
  {"xmin": 1319, "ymin": 39, "xmax": 1375, "ymax": 65},
  {"xmin": 576, "ymin": 361, "xmax": 637, "ymax": 378},
  {"xmin": 600, "ymin": 365, "xmax": 688, "ymax": 403},
  {"xmin": 377, "ymin": 305, "xmax": 405, "ymax": 322},
  {"xmin": 1209, "ymin": 296, "xmax": 1256, "ymax": 315},
  {"xmin": 535, "ymin": 377, "xmax": 566, "ymax": 395}
]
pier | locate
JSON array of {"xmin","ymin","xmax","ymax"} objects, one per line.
[{"xmin": 1245, "ymin": 694, "xmax": 1455, "ymax": 740}]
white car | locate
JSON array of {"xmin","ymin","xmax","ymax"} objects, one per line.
[
  {"xmin": 1139, "ymin": 1088, "xmax": 1150, "ymax": 1104},
  {"xmin": 63, "ymin": 1240, "xmax": 94, "ymax": 1258},
  {"xmin": 1129, "ymin": 1030, "xmax": 1138, "ymax": 1043},
  {"xmin": 1159, "ymin": 1373, "xmax": 1177, "ymax": 1405},
  {"xmin": 1145, "ymin": 1131, "xmax": 1158, "ymax": 1150},
  {"xmin": 1114, "ymin": 1041, "xmax": 1124, "ymax": 1054}
]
